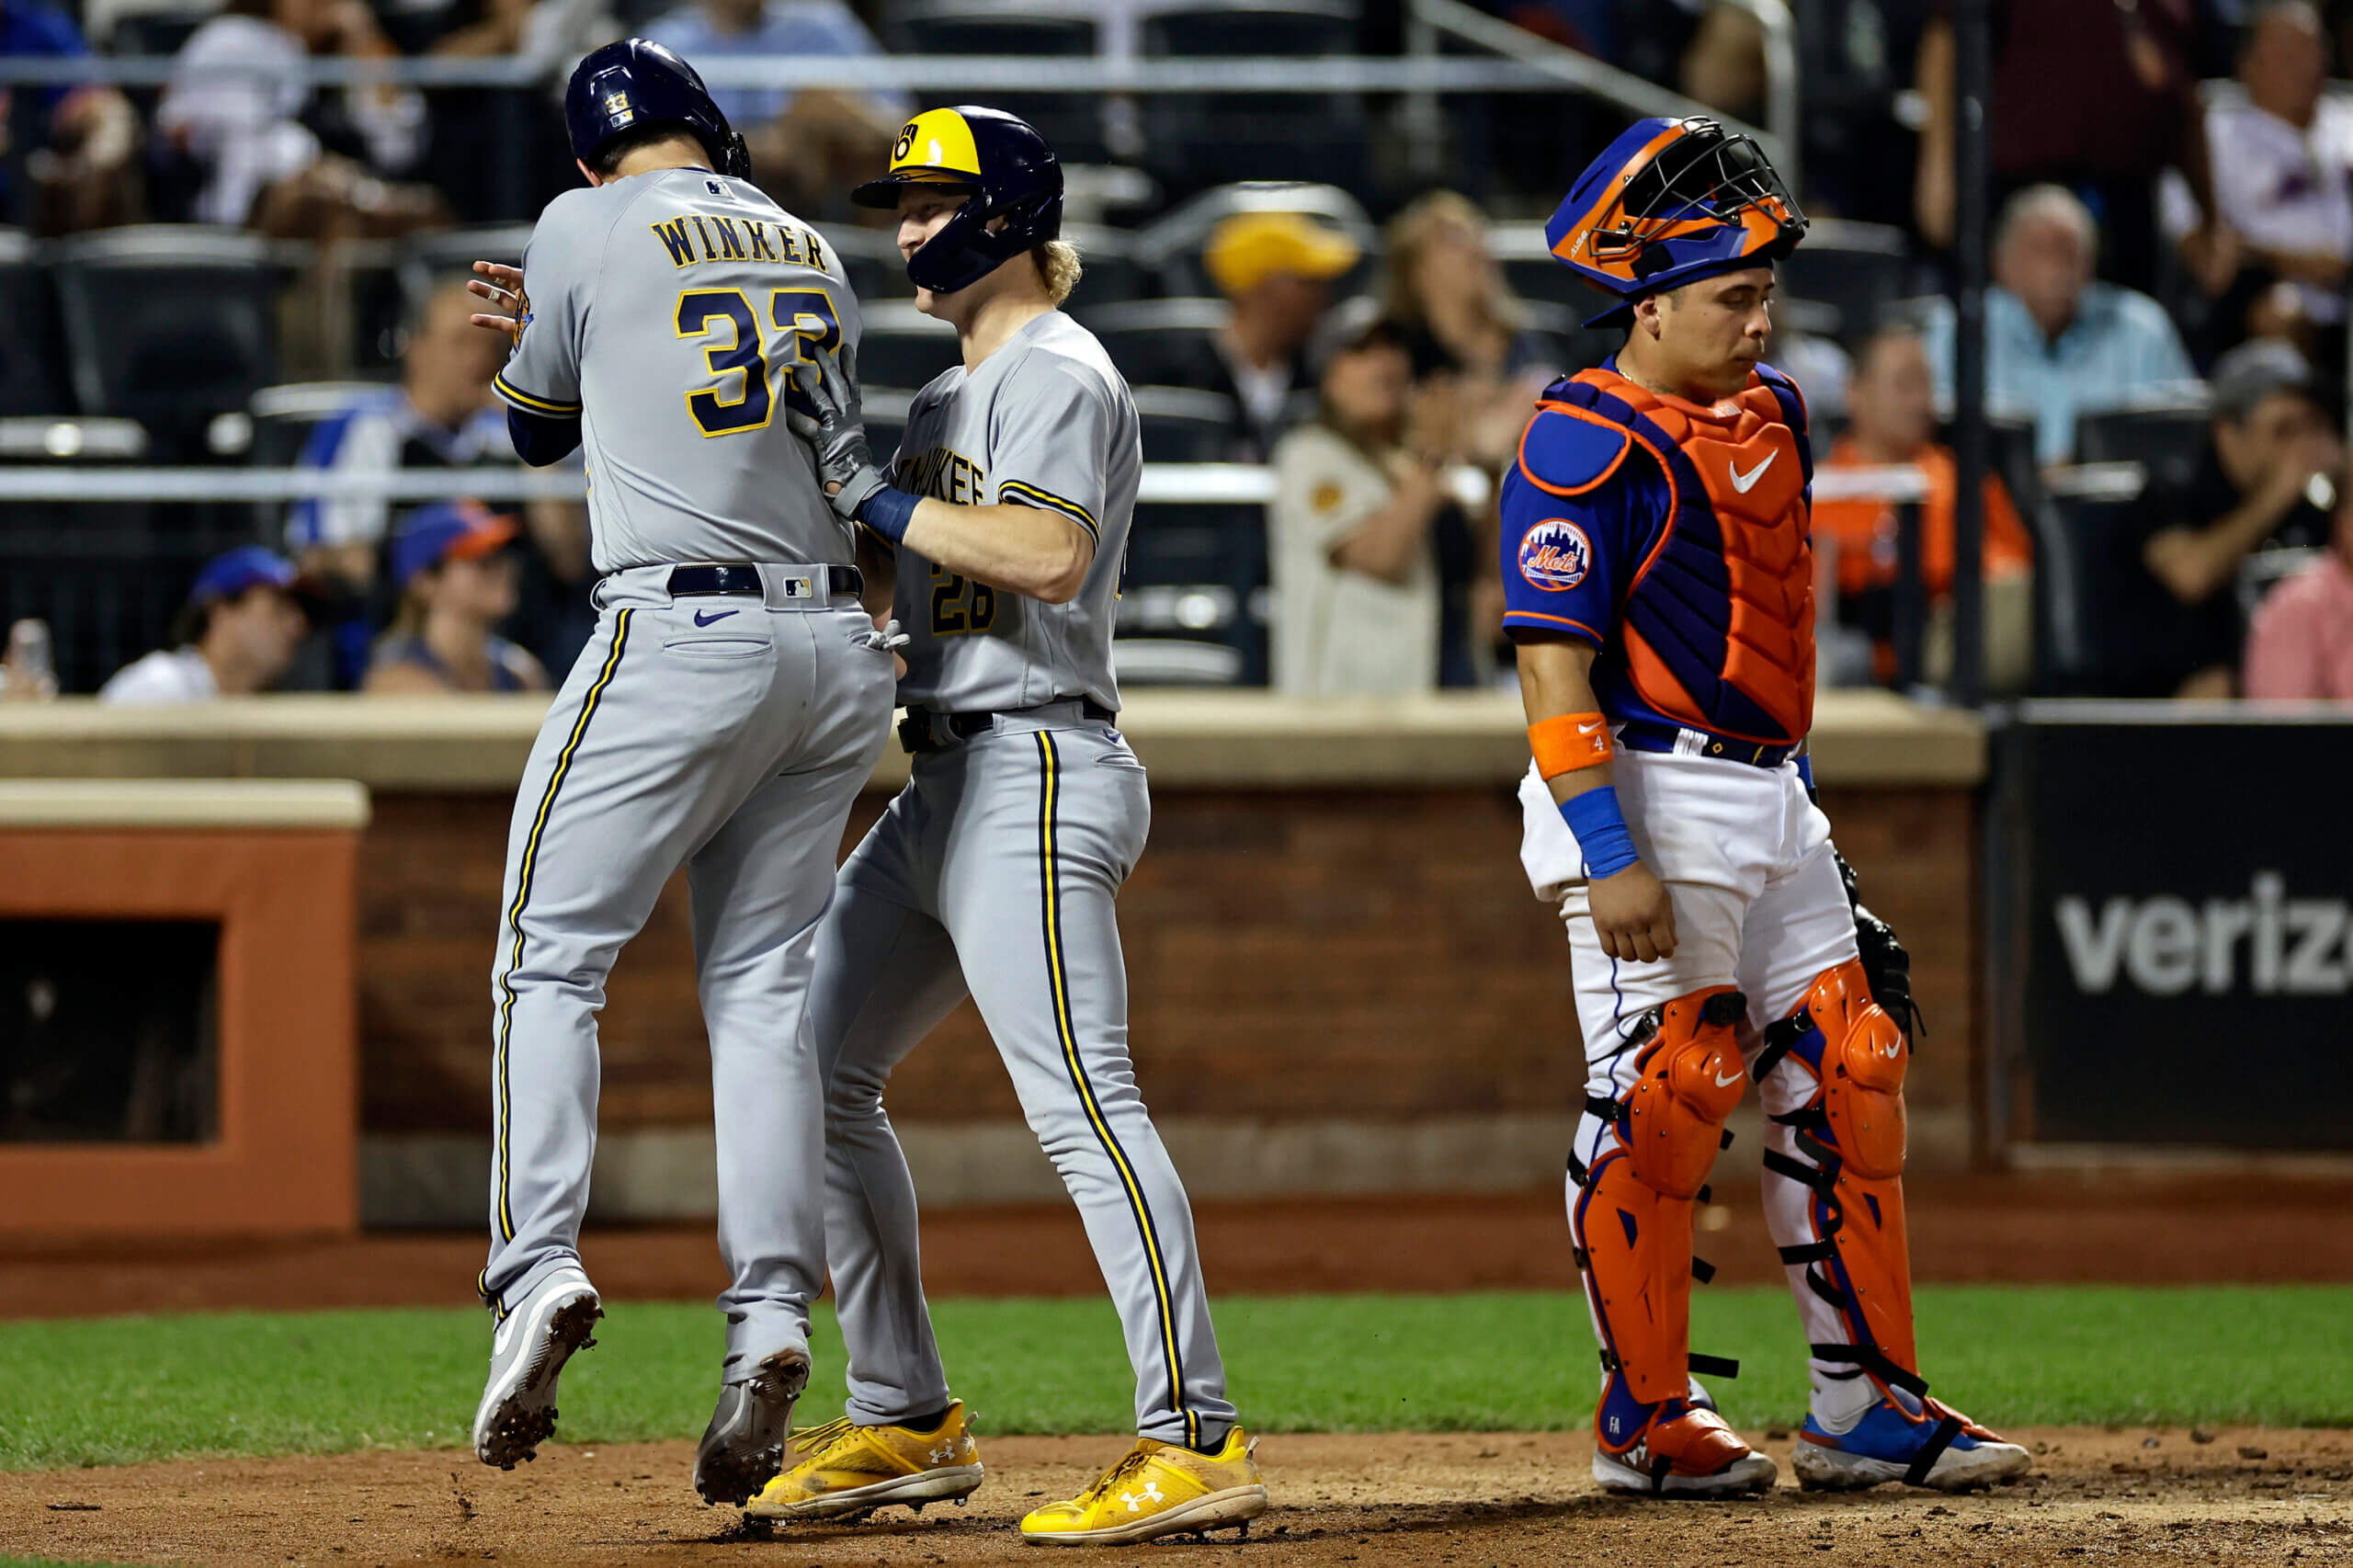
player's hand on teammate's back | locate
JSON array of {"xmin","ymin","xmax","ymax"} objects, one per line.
[
  {"xmin": 466, "ymin": 261, "xmax": 528, "ymax": 338},
  {"xmin": 1589, "ymin": 862, "xmax": 1678, "ymax": 963},
  {"xmin": 783, "ymin": 343, "xmax": 890, "ymax": 521}
]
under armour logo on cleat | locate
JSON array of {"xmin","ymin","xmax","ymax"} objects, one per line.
[
  {"xmin": 929, "ymin": 1445, "xmax": 956, "ymax": 1464},
  {"xmin": 694, "ymin": 608, "xmax": 740, "ymax": 626},
  {"xmin": 1120, "ymin": 1482, "xmax": 1164, "ymax": 1512}
]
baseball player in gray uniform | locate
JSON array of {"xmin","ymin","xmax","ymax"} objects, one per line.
[
  {"xmin": 461, "ymin": 40, "xmax": 894, "ymax": 1507},
  {"xmin": 735, "ymin": 107, "xmax": 1267, "ymax": 1546}
]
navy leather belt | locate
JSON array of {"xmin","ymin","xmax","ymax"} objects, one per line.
[
  {"xmin": 1615, "ymin": 717, "xmax": 1797, "ymax": 769},
  {"xmin": 666, "ymin": 563, "xmax": 863, "ymax": 599},
  {"xmin": 900, "ymin": 698, "xmax": 1117, "ymax": 754}
]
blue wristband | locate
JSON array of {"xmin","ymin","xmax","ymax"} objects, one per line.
[
  {"xmin": 1559, "ymin": 786, "xmax": 1642, "ymax": 880},
  {"xmin": 1794, "ymin": 753, "xmax": 1816, "ymax": 793},
  {"xmin": 856, "ymin": 484, "xmax": 918, "ymax": 545}
]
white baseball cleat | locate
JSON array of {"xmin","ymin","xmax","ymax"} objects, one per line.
[
  {"xmin": 1792, "ymin": 1390, "xmax": 2032, "ymax": 1492},
  {"xmin": 473, "ymin": 1266, "xmax": 602, "ymax": 1469}
]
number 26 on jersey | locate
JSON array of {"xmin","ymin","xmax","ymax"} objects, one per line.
[{"xmin": 674, "ymin": 288, "xmax": 839, "ymax": 437}]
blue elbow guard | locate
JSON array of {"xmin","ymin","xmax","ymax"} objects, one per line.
[
  {"xmin": 1795, "ymin": 753, "xmax": 1816, "ymax": 794},
  {"xmin": 1560, "ymin": 786, "xmax": 1641, "ymax": 881},
  {"xmin": 856, "ymin": 484, "xmax": 918, "ymax": 545}
]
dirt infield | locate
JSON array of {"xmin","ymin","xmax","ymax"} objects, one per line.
[
  {"xmin": 5, "ymin": 1172, "xmax": 2351, "ymax": 1318},
  {"xmin": 5, "ymin": 1428, "xmax": 2347, "ymax": 1567}
]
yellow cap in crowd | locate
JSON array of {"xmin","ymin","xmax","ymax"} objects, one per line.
[{"xmin": 1203, "ymin": 211, "xmax": 1360, "ymax": 296}]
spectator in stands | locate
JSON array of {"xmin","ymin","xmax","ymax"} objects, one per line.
[
  {"xmin": 289, "ymin": 278, "xmax": 593, "ymax": 683},
  {"xmin": 1269, "ymin": 300, "xmax": 1448, "ymax": 696},
  {"xmin": 2129, "ymin": 340, "xmax": 2340, "ymax": 696},
  {"xmin": 1815, "ymin": 326, "xmax": 2037, "ymax": 692},
  {"xmin": 1924, "ymin": 185, "xmax": 2198, "ymax": 467},
  {"xmin": 1914, "ymin": 0, "xmax": 2211, "ymax": 296},
  {"xmin": 157, "ymin": 0, "xmax": 445, "ymax": 238},
  {"xmin": 290, "ymin": 278, "xmax": 508, "ymax": 589},
  {"xmin": 0, "ymin": 0, "xmax": 142, "ymax": 233},
  {"xmin": 2176, "ymin": 1, "xmax": 2352, "ymax": 366},
  {"xmin": 1378, "ymin": 190, "xmax": 1563, "ymax": 472},
  {"xmin": 643, "ymin": 0, "xmax": 904, "ymax": 216},
  {"xmin": 2243, "ymin": 484, "xmax": 2353, "ymax": 698},
  {"xmin": 99, "ymin": 547, "xmax": 311, "ymax": 703},
  {"xmin": 1200, "ymin": 210, "xmax": 1360, "ymax": 461},
  {"xmin": 363, "ymin": 502, "xmax": 549, "ymax": 694}
]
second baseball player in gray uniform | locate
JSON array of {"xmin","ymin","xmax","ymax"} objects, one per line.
[
  {"xmin": 746, "ymin": 107, "xmax": 1267, "ymax": 1546},
  {"xmin": 464, "ymin": 40, "xmax": 894, "ymax": 1509}
]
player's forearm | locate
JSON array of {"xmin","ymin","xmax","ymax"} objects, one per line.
[
  {"xmin": 1329, "ymin": 481, "xmax": 1443, "ymax": 585},
  {"xmin": 900, "ymin": 499, "xmax": 1096, "ymax": 604},
  {"xmin": 2145, "ymin": 489, "xmax": 2296, "ymax": 603},
  {"xmin": 1518, "ymin": 633, "xmax": 1641, "ymax": 877}
]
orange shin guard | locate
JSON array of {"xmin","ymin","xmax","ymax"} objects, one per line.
[
  {"xmin": 1770, "ymin": 960, "xmax": 1921, "ymax": 1384},
  {"xmin": 1577, "ymin": 987, "xmax": 1747, "ymax": 1406}
]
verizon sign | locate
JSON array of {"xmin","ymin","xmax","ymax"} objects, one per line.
[
  {"xmin": 2055, "ymin": 877, "xmax": 2352, "ymax": 996},
  {"xmin": 1995, "ymin": 711, "xmax": 2353, "ymax": 1150}
]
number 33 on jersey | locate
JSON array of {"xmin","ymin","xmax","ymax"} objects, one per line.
[{"xmin": 494, "ymin": 167, "xmax": 866, "ymax": 574}]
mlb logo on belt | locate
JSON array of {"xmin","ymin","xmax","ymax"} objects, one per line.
[
  {"xmin": 779, "ymin": 574, "xmax": 813, "ymax": 599},
  {"xmin": 1518, "ymin": 518, "xmax": 1593, "ymax": 592}
]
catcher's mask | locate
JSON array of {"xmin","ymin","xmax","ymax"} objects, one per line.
[{"xmin": 1547, "ymin": 117, "xmax": 1806, "ymax": 329}]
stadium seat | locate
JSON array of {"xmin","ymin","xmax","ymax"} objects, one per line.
[
  {"xmin": 1119, "ymin": 498, "xmax": 1267, "ymax": 683},
  {"xmin": 863, "ymin": 387, "xmax": 914, "ymax": 462},
  {"xmin": 0, "ymin": 230, "xmax": 65, "ymax": 417},
  {"xmin": 2036, "ymin": 461, "xmax": 2151, "ymax": 695},
  {"xmin": 1133, "ymin": 386, "xmax": 1234, "ymax": 461},
  {"xmin": 1061, "ymin": 223, "xmax": 1147, "ymax": 307},
  {"xmin": 1774, "ymin": 218, "xmax": 1912, "ymax": 347},
  {"xmin": 248, "ymin": 382, "xmax": 392, "ymax": 469},
  {"xmin": 1139, "ymin": 0, "xmax": 1369, "ymax": 195},
  {"xmin": 856, "ymin": 301, "xmax": 963, "ymax": 392},
  {"xmin": 885, "ymin": 2, "xmax": 1108, "ymax": 164},
  {"xmin": 1074, "ymin": 298, "xmax": 1229, "ymax": 390},
  {"xmin": 820, "ymin": 224, "xmax": 911, "ymax": 301},
  {"xmin": 1137, "ymin": 182, "xmax": 1375, "ymax": 300},
  {"xmin": 51, "ymin": 227, "xmax": 278, "ymax": 461},
  {"xmin": 2074, "ymin": 399, "xmax": 2211, "ymax": 494}
]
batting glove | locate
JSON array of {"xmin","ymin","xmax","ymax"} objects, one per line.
[{"xmin": 784, "ymin": 342, "xmax": 890, "ymax": 523}]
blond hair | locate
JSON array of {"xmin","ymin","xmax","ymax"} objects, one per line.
[
  {"xmin": 1033, "ymin": 240, "xmax": 1083, "ymax": 305},
  {"xmin": 1379, "ymin": 189, "xmax": 1524, "ymax": 334}
]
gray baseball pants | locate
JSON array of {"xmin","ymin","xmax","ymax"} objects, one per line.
[
  {"xmin": 481, "ymin": 562, "xmax": 893, "ymax": 1372},
  {"xmin": 810, "ymin": 710, "xmax": 1237, "ymax": 1449}
]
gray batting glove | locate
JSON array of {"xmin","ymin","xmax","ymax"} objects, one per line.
[{"xmin": 784, "ymin": 342, "xmax": 890, "ymax": 522}]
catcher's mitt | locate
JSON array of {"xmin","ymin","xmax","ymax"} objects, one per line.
[{"xmin": 1836, "ymin": 849, "xmax": 1926, "ymax": 1045}]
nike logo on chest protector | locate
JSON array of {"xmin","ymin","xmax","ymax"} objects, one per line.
[{"xmin": 1729, "ymin": 450, "xmax": 1777, "ymax": 493}]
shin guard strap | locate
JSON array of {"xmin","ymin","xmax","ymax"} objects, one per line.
[
  {"xmin": 1904, "ymin": 1413, "xmax": 1967, "ymax": 1487},
  {"xmin": 1810, "ymin": 1341, "xmax": 1930, "ymax": 1399},
  {"xmin": 1688, "ymin": 1352, "xmax": 1741, "ymax": 1380}
]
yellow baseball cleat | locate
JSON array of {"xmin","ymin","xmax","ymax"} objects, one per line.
[
  {"xmin": 1018, "ymin": 1426, "xmax": 1267, "ymax": 1546},
  {"xmin": 742, "ymin": 1400, "xmax": 984, "ymax": 1521}
]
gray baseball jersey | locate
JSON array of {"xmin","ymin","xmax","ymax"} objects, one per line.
[
  {"xmin": 888, "ymin": 310, "xmax": 1136, "ymax": 712},
  {"xmin": 477, "ymin": 160, "xmax": 895, "ymax": 1406},
  {"xmin": 803, "ymin": 312, "xmax": 1234, "ymax": 1452},
  {"xmin": 494, "ymin": 166, "xmax": 863, "ymax": 573}
]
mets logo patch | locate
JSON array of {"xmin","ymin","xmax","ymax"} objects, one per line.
[{"xmin": 1518, "ymin": 518, "xmax": 1592, "ymax": 592}]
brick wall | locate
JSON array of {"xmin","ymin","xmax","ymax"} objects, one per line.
[{"xmin": 358, "ymin": 783, "xmax": 1974, "ymax": 1141}]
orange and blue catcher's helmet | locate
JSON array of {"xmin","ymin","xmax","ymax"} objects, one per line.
[{"xmin": 1547, "ymin": 116, "xmax": 1806, "ymax": 328}]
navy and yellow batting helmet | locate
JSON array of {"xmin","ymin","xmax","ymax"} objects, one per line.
[
  {"xmin": 853, "ymin": 106, "xmax": 1063, "ymax": 294},
  {"xmin": 1547, "ymin": 117, "xmax": 1805, "ymax": 328},
  {"xmin": 564, "ymin": 39, "xmax": 750, "ymax": 181}
]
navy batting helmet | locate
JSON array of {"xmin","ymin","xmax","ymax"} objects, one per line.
[
  {"xmin": 851, "ymin": 106, "xmax": 1063, "ymax": 294},
  {"xmin": 564, "ymin": 39, "xmax": 750, "ymax": 182}
]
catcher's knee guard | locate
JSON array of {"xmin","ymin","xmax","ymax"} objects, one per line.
[
  {"xmin": 1759, "ymin": 958, "xmax": 1922, "ymax": 1391},
  {"xmin": 1574, "ymin": 986, "xmax": 1748, "ymax": 1408}
]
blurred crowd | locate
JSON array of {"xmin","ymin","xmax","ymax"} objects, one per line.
[{"xmin": 2, "ymin": 0, "xmax": 2352, "ymax": 703}]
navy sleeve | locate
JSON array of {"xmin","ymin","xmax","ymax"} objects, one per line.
[
  {"xmin": 506, "ymin": 405, "xmax": 582, "ymax": 467},
  {"xmin": 1499, "ymin": 407, "xmax": 1663, "ymax": 646}
]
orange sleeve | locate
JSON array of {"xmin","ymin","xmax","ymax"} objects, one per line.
[{"xmin": 1983, "ymin": 474, "xmax": 2033, "ymax": 574}]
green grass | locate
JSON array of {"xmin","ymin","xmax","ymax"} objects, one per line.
[{"xmin": 0, "ymin": 1287, "xmax": 2343, "ymax": 1472}]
